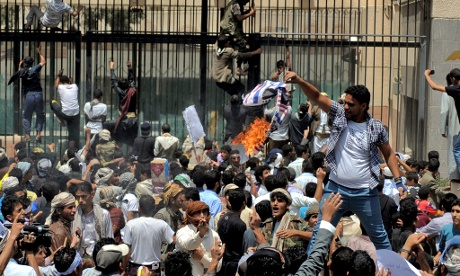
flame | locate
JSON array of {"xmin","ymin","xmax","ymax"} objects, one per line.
[{"xmin": 232, "ymin": 117, "xmax": 271, "ymax": 155}]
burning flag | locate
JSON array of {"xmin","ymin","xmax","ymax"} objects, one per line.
[{"xmin": 232, "ymin": 117, "xmax": 271, "ymax": 156}]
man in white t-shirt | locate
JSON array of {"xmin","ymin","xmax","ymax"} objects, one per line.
[
  {"xmin": 25, "ymin": 0, "xmax": 84, "ymax": 30},
  {"xmin": 83, "ymin": 89, "xmax": 107, "ymax": 135},
  {"xmin": 51, "ymin": 70, "xmax": 80, "ymax": 149},
  {"xmin": 285, "ymin": 71, "xmax": 405, "ymax": 254},
  {"xmin": 123, "ymin": 195, "xmax": 174, "ymax": 275}
]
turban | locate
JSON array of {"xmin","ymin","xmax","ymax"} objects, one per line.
[
  {"xmin": 37, "ymin": 158, "xmax": 52, "ymax": 177},
  {"xmin": 17, "ymin": 161, "xmax": 31, "ymax": 176},
  {"xmin": 2, "ymin": 176, "xmax": 20, "ymax": 192},
  {"xmin": 184, "ymin": 201, "xmax": 210, "ymax": 227},
  {"xmin": 174, "ymin": 174, "xmax": 191, "ymax": 187},
  {"xmin": 270, "ymin": 188, "xmax": 292, "ymax": 206},
  {"xmin": 100, "ymin": 187, "xmax": 118, "ymax": 210},
  {"xmin": 46, "ymin": 192, "xmax": 76, "ymax": 225},
  {"xmin": 161, "ymin": 183, "xmax": 183, "ymax": 205},
  {"xmin": 95, "ymin": 168, "xmax": 114, "ymax": 186},
  {"xmin": 119, "ymin": 172, "xmax": 137, "ymax": 192},
  {"xmin": 305, "ymin": 205, "xmax": 320, "ymax": 219},
  {"xmin": 98, "ymin": 129, "xmax": 111, "ymax": 142}
]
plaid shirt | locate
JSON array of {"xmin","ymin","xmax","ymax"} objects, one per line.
[{"xmin": 325, "ymin": 101, "xmax": 388, "ymax": 189}]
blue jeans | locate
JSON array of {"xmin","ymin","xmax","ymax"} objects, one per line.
[
  {"xmin": 23, "ymin": 92, "xmax": 45, "ymax": 134},
  {"xmin": 307, "ymin": 180, "xmax": 392, "ymax": 254},
  {"xmin": 453, "ymin": 133, "xmax": 460, "ymax": 174}
]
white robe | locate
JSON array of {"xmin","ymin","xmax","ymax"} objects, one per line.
[{"xmin": 440, "ymin": 93, "xmax": 460, "ymax": 179}]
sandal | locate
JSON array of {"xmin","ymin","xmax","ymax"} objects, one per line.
[{"xmin": 36, "ymin": 135, "xmax": 42, "ymax": 143}]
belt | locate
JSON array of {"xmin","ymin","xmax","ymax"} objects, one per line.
[
  {"xmin": 129, "ymin": 261, "xmax": 161, "ymax": 267},
  {"xmin": 315, "ymin": 132, "xmax": 330, "ymax": 139}
]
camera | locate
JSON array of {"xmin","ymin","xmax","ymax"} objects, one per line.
[{"xmin": 6, "ymin": 224, "xmax": 53, "ymax": 250}]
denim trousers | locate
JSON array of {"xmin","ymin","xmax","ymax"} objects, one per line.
[
  {"xmin": 307, "ymin": 180, "xmax": 392, "ymax": 254},
  {"xmin": 23, "ymin": 92, "xmax": 45, "ymax": 134},
  {"xmin": 453, "ymin": 133, "xmax": 460, "ymax": 173}
]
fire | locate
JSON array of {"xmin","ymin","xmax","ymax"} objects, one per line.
[{"xmin": 232, "ymin": 117, "xmax": 271, "ymax": 155}]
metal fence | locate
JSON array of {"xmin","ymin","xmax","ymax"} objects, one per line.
[{"xmin": 0, "ymin": 0, "xmax": 429, "ymax": 158}]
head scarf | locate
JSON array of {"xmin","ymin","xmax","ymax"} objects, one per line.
[
  {"xmin": 441, "ymin": 236, "xmax": 460, "ymax": 274},
  {"xmin": 305, "ymin": 205, "xmax": 320, "ymax": 219},
  {"xmin": 17, "ymin": 161, "xmax": 31, "ymax": 176},
  {"xmin": 95, "ymin": 168, "xmax": 114, "ymax": 186},
  {"xmin": 46, "ymin": 192, "xmax": 76, "ymax": 225},
  {"xmin": 270, "ymin": 188, "xmax": 292, "ymax": 206},
  {"xmin": 161, "ymin": 183, "xmax": 183, "ymax": 205},
  {"xmin": 119, "ymin": 172, "xmax": 137, "ymax": 192},
  {"xmin": 270, "ymin": 153, "xmax": 283, "ymax": 169},
  {"xmin": 98, "ymin": 129, "xmax": 111, "ymax": 141},
  {"xmin": 2, "ymin": 176, "xmax": 20, "ymax": 192},
  {"xmin": 184, "ymin": 201, "xmax": 210, "ymax": 227},
  {"xmin": 99, "ymin": 187, "xmax": 118, "ymax": 210},
  {"xmin": 57, "ymin": 252, "xmax": 82, "ymax": 276},
  {"xmin": 37, "ymin": 158, "xmax": 52, "ymax": 177}
]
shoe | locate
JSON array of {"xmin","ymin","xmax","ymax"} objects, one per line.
[
  {"xmin": 241, "ymin": 62, "xmax": 250, "ymax": 72},
  {"xmin": 36, "ymin": 135, "xmax": 42, "ymax": 143},
  {"xmin": 24, "ymin": 24, "xmax": 31, "ymax": 30},
  {"xmin": 50, "ymin": 27, "xmax": 62, "ymax": 32}
]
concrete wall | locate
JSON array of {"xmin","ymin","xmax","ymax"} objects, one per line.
[{"xmin": 426, "ymin": 1, "xmax": 460, "ymax": 178}]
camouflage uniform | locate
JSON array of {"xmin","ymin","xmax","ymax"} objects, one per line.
[
  {"xmin": 95, "ymin": 141, "xmax": 118, "ymax": 165},
  {"xmin": 154, "ymin": 206, "xmax": 183, "ymax": 254},
  {"xmin": 262, "ymin": 215, "xmax": 309, "ymax": 251}
]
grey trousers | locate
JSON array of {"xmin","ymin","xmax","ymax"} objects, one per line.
[{"xmin": 26, "ymin": 5, "xmax": 44, "ymax": 25}]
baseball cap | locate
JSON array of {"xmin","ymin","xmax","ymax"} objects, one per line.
[{"xmin": 96, "ymin": 244, "xmax": 130, "ymax": 270}]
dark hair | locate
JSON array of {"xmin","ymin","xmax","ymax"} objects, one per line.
[
  {"xmin": 1, "ymin": 195, "xmax": 21, "ymax": 221},
  {"xmin": 294, "ymin": 145, "xmax": 308, "ymax": 158},
  {"xmin": 42, "ymin": 181, "xmax": 60, "ymax": 202},
  {"xmin": 440, "ymin": 193, "xmax": 458, "ymax": 212},
  {"xmin": 281, "ymin": 144, "xmax": 294, "ymax": 157},
  {"xmin": 255, "ymin": 200, "xmax": 272, "ymax": 222},
  {"xmin": 192, "ymin": 170, "xmax": 206, "ymax": 188},
  {"xmin": 221, "ymin": 170, "xmax": 234, "ymax": 185},
  {"xmin": 69, "ymin": 181, "xmax": 93, "ymax": 195},
  {"xmin": 246, "ymin": 157, "xmax": 260, "ymax": 171},
  {"xmin": 417, "ymin": 160, "xmax": 429, "ymax": 173},
  {"xmin": 331, "ymin": 246, "xmax": 354, "ymax": 276},
  {"xmin": 93, "ymin": 238, "xmax": 117, "ymax": 270},
  {"xmin": 348, "ymin": 250, "xmax": 375, "ymax": 276},
  {"xmin": 59, "ymin": 75, "xmax": 71, "ymax": 84},
  {"xmin": 179, "ymin": 155, "xmax": 190, "ymax": 169},
  {"xmin": 94, "ymin": 88, "xmax": 104, "ymax": 99},
  {"xmin": 244, "ymin": 190, "xmax": 253, "ymax": 208},
  {"xmin": 427, "ymin": 151, "xmax": 439, "ymax": 160},
  {"xmin": 405, "ymin": 171, "xmax": 419, "ymax": 183},
  {"xmin": 276, "ymin": 167, "xmax": 290, "ymax": 183},
  {"xmin": 418, "ymin": 185, "xmax": 430, "ymax": 200},
  {"xmin": 405, "ymin": 158, "xmax": 418, "ymax": 168},
  {"xmin": 344, "ymin": 85, "xmax": 371, "ymax": 111},
  {"xmin": 204, "ymin": 170, "xmax": 221, "ymax": 190},
  {"xmin": 311, "ymin": 152, "xmax": 325, "ymax": 171},
  {"xmin": 180, "ymin": 187, "xmax": 200, "ymax": 201},
  {"xmin": 451, "ymin": 198, "xmax": 460, "ymax": 209},
  {"xmin": 230, "ymin": 95, "xmax": 239, "ymax": 106},
  {"xmin": 297, "ymin": 103, "xmax": 309, "ymax": 119},
  {"xmin": 141, "ymin": 167, "xmax": 152, "ymax": 178},
  {"xmin": 399, "ymin": 197, "xmax": 418, "ymax": 228},
  {"xmin": 305, "ymin": 182, "xmax": 317, "ymax": 198},
  {"xmin": 9, "ymin": 168, "xmax": 23, "ymax": 185},
  {"xmin": 270, "ymin": 190, "xmax": 290, "ymax": 205},
  {"xmin": 217, "ymin": 34, "xmax": 230, "ymax": 50},
  {"xmin": 245, "ymin": 255, "xmax": 284, "ymax": 276},
  {"xmin": 139, "ymin": 195, "xmax": 156, "ymax": 217},
  {"xmin": 283, "ymin": 246, "xmax": 308, "ymax": 274},
  {"xmin": 15, "ymin": 149, "xmax": 27, "ymax": 161},
  {"xmin": 69, "ymin": 158, "xmax": 81, "ymax": 173},
  {"xmin": 54, "ymin": 247, "xmax": 78, "ymax": 274},
  {"xmin": 427, "ymin": 158, "xmax": 440, "ymax": 172},
  {"xmin": 233, "ymin": 173, "xmax": 247, "ymax": 189},
  {"xmin": 276, "ymin": 60, "xmax": 285, "ymax": 68},
  {"xmin": 220, "ymin": 145, "xmax": 232, "ymax": 154},
  {"xmin": 264, "ymin": 175, "xmax": 276, "ymax": 192},
  {"xmin": 302, "ymin": 159, "xmax": 314, "ymax": 173},
  {"xmin": 228, "ymin": 189, "xmax": 246, "ymax": 212},
  {"xmin": 450, "ymin": 68, "xmax": 460, "ymax": 81},
  {"xmin": 165, "ymin": 251, "xmax": 193, "ymax": 276},
  {"xmin": 162, "ymin": 123, "xmax": 171, "ymax": 133},
  {"xmin": 254, "ymin": 165, "xmax": 271, "ymax": 183}
]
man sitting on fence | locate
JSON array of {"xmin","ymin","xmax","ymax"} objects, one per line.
[{"xmin": 24, "ymin": 0, "xmax": 84, "ymax": 31}]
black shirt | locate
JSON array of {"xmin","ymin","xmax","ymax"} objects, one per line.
[
  {"xmin": 22, "ymin": 64, "xmax": 43, "ymax": 94},
  {"xmin": 446, "ymin": 85, "xmax": 460, "ymax": 124},
  {"xmin": 217, "ymin": 212, "xmax": 246, "ymax": 262}
]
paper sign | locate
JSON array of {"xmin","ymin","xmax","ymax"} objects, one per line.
[
  {"xmin": 376, "ymin": 249, "xmax": 421, "ymax": 276},
  {"xmin": 183, "ymin": 105, "xmax": 206, "ymax": 148}
]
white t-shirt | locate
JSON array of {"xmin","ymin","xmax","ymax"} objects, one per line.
[
  {"xmin": 58, "ymin": 84, "xmax": 79, "ymax": 116},
  {"xmin": 123, "ymin": 217, "xmax": 174, "ymax": 264},
  {"xmin": 122, "ymin": 193, "xmax": 139, "ymax": 222},
  {"xmin": 330, "ymin": 121, "xmax": 371, "ymax": 189},
  {"xmin": 41, "ymin": 0, "xmax": 74, "ymax": 28},
  {"xmin": 83, "ymin": 101, "xmax": 107, "ymax": 134},
  {"xmin": 4, "ymin": 259, "xmax": 37, "ymax": 275}
]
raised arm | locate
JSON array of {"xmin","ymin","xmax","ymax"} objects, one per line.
[
  {"xmin": 127, "ymin": 61, "xmax": 135, "ymax": 88},
  {"xmin": 285, "ymin": 46, "xmax": 291, "ymax": 69},
  {"xmin": 55, "ymin": 69, "xmax": 63, "ymax": 88},
  {"xmin": 37, "ymin": 45, "xmax": 46, "ymax": 67},
  {"xmin": 285, "ymin": 71, "xmax": 332, "ymax": 113},
  {"xmin": 235, "ymin": 6, "xmax": 255, "ymax": 21},
  {"xmin": 71, "ymin": 5, "xmax": 84, "ymax": 17},
  {"xmin": 424, "ymin": 69, "xmax": 446, "ymax": 92}
]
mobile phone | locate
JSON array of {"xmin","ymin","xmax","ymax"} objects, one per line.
[{"xmin": 430, "ymin": 70, "xmax": 435, "ymax": 75}]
